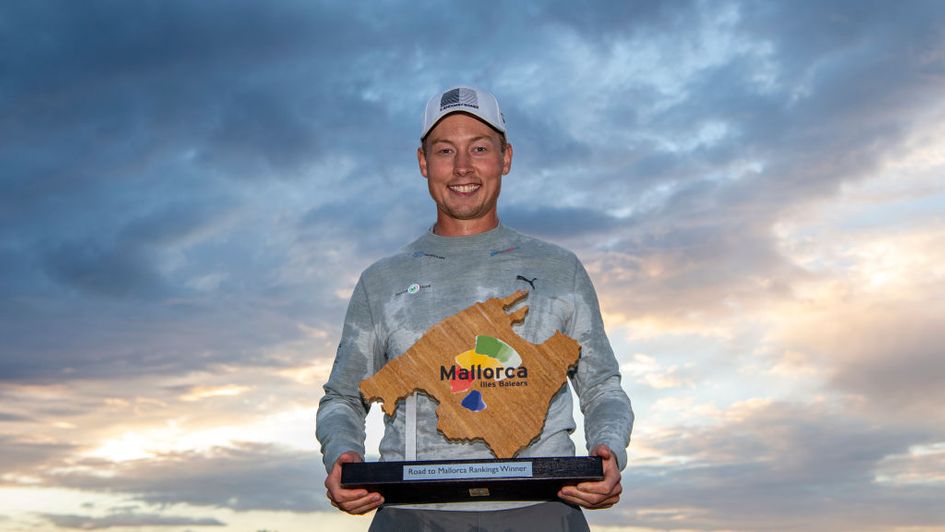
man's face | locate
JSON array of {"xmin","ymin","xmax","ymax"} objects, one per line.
[{"xmin": 417, "ymin": 113, "xmax": 512, "ymax": 233}]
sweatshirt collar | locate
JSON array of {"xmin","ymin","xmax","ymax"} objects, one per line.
[{"xmin": 414, "ymin": 223, "xmax": 513, "ymax": 254}]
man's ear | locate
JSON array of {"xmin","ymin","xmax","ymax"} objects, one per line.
[
  {"xmin": 502, "ymin": 143, "xmax": 513, "ymax": 175},
  {"xmin": 417, "ymin": 146, "xmax": 429, "ymax": 178}
]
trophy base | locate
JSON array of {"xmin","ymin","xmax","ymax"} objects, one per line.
[{"xmin": 341, "ymin": 456, "xmax": 602, "ymax": 504}]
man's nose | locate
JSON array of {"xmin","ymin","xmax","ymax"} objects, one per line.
[{"xmin": 453, "ymin": 150, "xmax": 472, "ymax": 175}]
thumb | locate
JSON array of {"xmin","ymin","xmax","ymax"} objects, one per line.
[
  {"xmin": 591, "ymin": 444, "xmax": 613, "ymax": 459},
  {"xmin": 336, "ymin": 452, "xmax": 364, "ymax": 465},
  {"xmin": 330, "ymin": 453, "xmax": 363, "ymax": 482}
]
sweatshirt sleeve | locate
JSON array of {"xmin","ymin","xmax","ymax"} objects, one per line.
[
  {"xmin": 566, "ymin": 257, "xmax": 634, "ymax": 471},
  {"xmin": 316, "ymin": 276, "xmax": 382, "ymax": 473}
]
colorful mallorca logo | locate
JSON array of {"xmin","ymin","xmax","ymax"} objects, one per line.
[{"xmin": 439, "ymin": 335, "xmax": 529, "ymax": 412}]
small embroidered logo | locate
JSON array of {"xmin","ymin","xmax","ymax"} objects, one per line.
[
  {"xmin": 440, "ymin": 88, "xmax": 479, "ymax": 111},
  {"xmin": 516, "ymin": 275, "xmax": 537, "ymax": 290},
  {"xmin": 490, "ymin": 246, "xmax": 518, "ymax": 257},
  {"xmin": 396, "ymin": 282, "xmax": 430, "ymax": 296},
  {"xmin": 413, "ymin": 251, "xmax": 446, "ymax": 260}
]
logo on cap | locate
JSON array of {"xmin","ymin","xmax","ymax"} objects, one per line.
[{"xmin": 440, "ymin": 88, "xmax": 479, "ymax": 111}]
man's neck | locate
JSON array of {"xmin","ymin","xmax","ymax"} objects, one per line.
[{"xmin": 432, "ymin": 215, "xmax": 499, "ymax": 237}]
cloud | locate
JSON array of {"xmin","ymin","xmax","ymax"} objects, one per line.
[
  {"xmin": 0, "ymin": 436, "xmax": 75, "ymax": 480},
  {"xmin": 543, "ymin": 0, "xmax": 945, "ymax": 315},
  {"xmin": 778, "ymin": 300, "xmax": 945, "ymax": 422},
  {"xmin": 298, "ymin": 192, "xmax": 430, "ymax": 257},
  {"xmin": 37, "ymin": 200, "xmax": 237, "ymax": 300},
  {"xmin": 4, "ymin": 0, "xmax": 944, "ymax": 384},
  {"xmin": 875, "ymin": 444, "xmax": 945, "ymax": 486},
  {"xmin": 45, "ymin": 442, "xmax": 331, "ymax": 513},
  {"xmin": 590, "ymin": 400, "xmax": 945, "ymax": 531},
  {"xmin": 501, "ymin": 205, "xmax": 624, "ymax": 239},
  {"xmin": 40, "ymin": 238, "xmax": 168, "ymax": 299},
  {"xmin": 758, "ymin": 220, "xmax": 945, "ymax": 422},
  {"xmin": 0, "ymin": 298, "xmax": 308, "ymax": 382},
  {"xmin": 39, "ymin": 511, "xmax": 224, "ymax": 529}
]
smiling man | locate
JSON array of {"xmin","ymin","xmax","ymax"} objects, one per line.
[
  {"xmin": 316, "ymin": 86, "xmax": 634, "ymax": 531},
  {"xmin": 418, "ymin": 99, "xmax": 511, "ymax": 236}
]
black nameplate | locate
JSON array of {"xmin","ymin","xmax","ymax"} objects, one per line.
[{"xmin": 341, "ymin": 456, "xmax": 602, "ymax": 504}]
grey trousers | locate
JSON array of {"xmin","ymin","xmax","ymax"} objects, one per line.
[{"xmin": 368, "ymin": 501, "xmax": 590, "ymax": 532}]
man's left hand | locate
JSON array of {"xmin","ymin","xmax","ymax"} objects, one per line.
[{"xmin": 557, "ymin": 444, "xmax": 622, "ymax": 509}]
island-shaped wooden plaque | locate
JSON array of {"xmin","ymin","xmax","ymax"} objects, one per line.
[{"xmin": 342, "ymin": 291, "xmax": 604, "ymax": 502}]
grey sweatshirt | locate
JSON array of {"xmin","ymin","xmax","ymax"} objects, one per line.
[{"xmin": 316, "ymin": 225, "xmax": 633, "ymax": 506}]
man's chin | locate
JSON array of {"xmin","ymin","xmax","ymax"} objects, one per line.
[
  {"xmin": 434, "ymin": 207, "xmax": 500, "ymax": 231},
  {"xmin": 439, "ymin": 204, "xmax": 486, "ymax": 220}
]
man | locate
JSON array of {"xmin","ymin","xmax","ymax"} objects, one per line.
[{"xmin": 316, "ymin": 86, "xmax": 633, "ymax": 530}]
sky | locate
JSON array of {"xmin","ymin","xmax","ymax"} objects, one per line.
[{"xmin": 1, "ymin": 1, "xmax": 944, "ymax": 530}]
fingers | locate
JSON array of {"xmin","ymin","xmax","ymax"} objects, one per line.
[
  {"xmin": 558, "ymin": 480, "xmax": 622, "ymax": 509},
  {"xmin": 557, "ymin": 489, "xmax": 620, "ymax": 508},
  {"xmin": 326, "ymin": 477, "xmax": 384, "ymax": 514},
  {"xmin": 558, "ymin": 491, "xmax": 619, "ymax": 509},
  {"xmin": 559, "ymin": 446, "xmax": 623, "ymax": 510},
  {"xmin": 576, "ymin": 477, "xmax": 621, "ymax": 495},
  {"xmin": 325, "ymin": 452, "xmax": 383, "ymax": 515},
  {"xmin": 328, "ymin": 488, "xmax": 384, "ymax": 515},
  {"xmin": 566, "ymin": 475, "xmax": 623, "ymax": 497}
]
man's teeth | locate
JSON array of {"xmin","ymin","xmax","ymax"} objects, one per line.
[{"xmin": 449, "ymin": 184, "xmax": 480, "ymax": 193}]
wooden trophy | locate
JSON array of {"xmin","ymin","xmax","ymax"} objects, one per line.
[{"xmin": 340, "ymin": 291, "xmax": 603, "ymax": 503}]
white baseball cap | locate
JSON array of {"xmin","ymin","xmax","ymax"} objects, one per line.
[{"xmin": 421, "ymin": 86, "xmax": 507, "ymax": 141}]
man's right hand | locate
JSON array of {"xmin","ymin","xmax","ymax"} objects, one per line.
[{"xmin": 325, "ymin": 451, "xmax": 384, "ymax": 515}]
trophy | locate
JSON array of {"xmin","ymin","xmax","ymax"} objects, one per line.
[{"xmin": 341, "ymin": 291, "xmax": 603, "ymax": 504}]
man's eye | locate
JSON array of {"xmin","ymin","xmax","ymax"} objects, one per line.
[
  {"xmin": 473, "ymin": 146, "xmax": 488, "ymax": 153},
  {"xmin": 437, "ymin": 148, "xmax": 453, "ymax": 155}
]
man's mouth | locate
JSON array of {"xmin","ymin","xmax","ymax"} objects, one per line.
[{"xmin": 448, "ymin": 184, "xmax": 480, "ymax": 194}]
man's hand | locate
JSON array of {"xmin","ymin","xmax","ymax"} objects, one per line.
[
  {"xmin": 325, "ymin": 451, "xmax": 384, "ymax": 515},
  {"xmin": 558, "ymin": 444, "xmax": 622, "ymax": 509}
]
